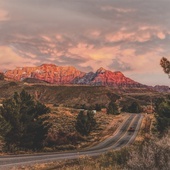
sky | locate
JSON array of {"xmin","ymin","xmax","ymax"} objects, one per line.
[{"xmin": 0, "ymin": 0, "xmax": 170, "ymax": 86}]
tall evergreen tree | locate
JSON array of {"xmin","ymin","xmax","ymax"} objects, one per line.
[
  {"xmin": 128, "ymin": 101, "xmax": 142, "ymax": 113},
  {"xmin": 75, "ymin": 110, "xmax": 96, "ymax": 136},
  {"xmin": 155, "ymin": 99, "xmax": 170, "ymax": 134},
  {"xmin": 107, "ymin": 101, "xmax": 119, "ymax": 115},
  {"xmin": 0, "ymin": 90, "xmax": 50, "ymax": 151}
]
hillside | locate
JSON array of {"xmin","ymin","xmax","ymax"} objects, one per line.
[{"xmin": 0, "ymin": 80, "xmax": 165, "ymax": 109}]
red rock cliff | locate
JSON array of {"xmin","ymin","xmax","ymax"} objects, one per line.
[{"xmin": 5, "ymin": 64, "xmax": 85, "ymax": 84}]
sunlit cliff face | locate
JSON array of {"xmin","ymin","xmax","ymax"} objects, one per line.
[{"xmin": 0, "ymin": 0, "xmax": 170, "ymax": 85}]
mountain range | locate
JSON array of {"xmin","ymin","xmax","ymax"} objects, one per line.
[
  {"xmin": 2, "ymin": 64, "xmax": 170, "ymax": 92},
  {"xmin": 4, "ymin": 64, "xmax": 145, "ymax": 87}
]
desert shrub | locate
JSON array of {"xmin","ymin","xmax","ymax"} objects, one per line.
[
  {"xmin": 56, "ymin": 132, "xmax": 170, "ymax": 170},
  {"xmin": 55, "ymin": 144, "xmax": 76, "ymax": 151},
  {"xmin": 75, "ymin": 110, "xmax": 96, "ymax": 136},
  {"xmin": 126, "ymin": 133, "xmax": 170, "ymax": 170},
  {"xmin": 99, "ymin": 148, "xmax": 130, "ymax": 168},
  {"xmin": 45, "ymin": 130, "xmax": 85, "ymax": 147},
  {"xmin": 107, "ymin": 101, "xmax": 119, "ymax": 115}
]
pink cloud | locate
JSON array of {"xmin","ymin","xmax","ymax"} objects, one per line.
[
  {"xmin": 41, "ymin": 35, "xmax": 52, "ymax": 42},
  {"xmin": 101, "ymin": 6, "xmax": 136, "ymax": 13},
  {"xmin": 0, "ymin": 46, "xmax": 39, "ymax": 71},
  {"xmin": 105, "ymin": 26, "xmax": 167, "ymax": 43},
  {"xmin": 157, "ymin": 32, "xmax": 166, "ymax": 39},
  {"xmin": 0, "ymin": 9, "xmax": 9, "ymax": 21}
]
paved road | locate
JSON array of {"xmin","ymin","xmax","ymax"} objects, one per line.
[{"xmin": 0, "ymin": 114, "xmax": 143, "ymax": 170}]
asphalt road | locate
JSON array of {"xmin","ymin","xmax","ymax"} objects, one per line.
[{"xmin": 0, "ymin": 114, "xmax": 143, "ymax": 170}]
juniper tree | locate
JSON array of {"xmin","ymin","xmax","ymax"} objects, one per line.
[
  {"xmin": 107, "ymin": 101, "xmax": 119, "ymax": 115},
  {"xmin": 0, "ymin": 90, "xmax": 50, "ymax": 151},
  {"xmin": 75, "ymin": 110, "xmax": 96, "ymax": 136}
]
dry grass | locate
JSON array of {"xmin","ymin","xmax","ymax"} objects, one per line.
[
  {"xmin": 44, "ymin": 105, "xmax": 127, "ymax": 150},
  {"xmin": 135, "ymin": 113, "xmax": 155, "ymax": 142},
  {"xmin": 21, "ymin": 131, "xmax": 170, "ymax": 170}
]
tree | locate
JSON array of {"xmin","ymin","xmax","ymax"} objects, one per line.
[
  {"xmin": 155, "ymin": 99, "xmax": 170, "ymax": 134},
  {"xmin": 107, "ymin": 101, "xmax": 119, "ymax": 115},
  {"xmin": 121, "ymin": 101, "xmax": 142, "ymax": 113},
  {"xmin": 0, "ymin": 73, "xmax": 4, "ymax": 80},
  {"xmin": 95, "ymin": 104, "xmax": 102, "ymax": 111},
  {"xmin": 75, "ymin": 110, "xmax": 96, "ymax": 136},
  {"xmin": 160, "ymin": 57, "xmax": 170, "ymax": 78},
  {"xmin": 158, "ymin": 58, "xmax": 170, "ymax": 133},
  {"xmin": 0, "ymin": 90, "xmax": 50, "ymax": 151},
  {"xmin": 128, "ymin": 101, "xmax": 142, "ymax": 113},
  {"xmin": 0, "ymin": 114, "xmax": 11, "ymax": 139}
]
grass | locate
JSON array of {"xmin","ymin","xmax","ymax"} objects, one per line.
[
  {"xmin": 43, "ymin": 105, "xmax": 126, "ymax": 150},
  {"xmin": 20, "ymin": 130, "xmax": 170, "ymax": 170}
]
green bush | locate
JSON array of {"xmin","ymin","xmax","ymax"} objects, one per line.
[
  {"xmin": 155, "ymin": 97, "xmax": 170, "ymax": 134},
  {"xmin": 75, "ymin": 110, "xmax": 96, "ymax": 136},
  {"xmin": 107, "ymin": 101, "xmax": 119, "ymax": 115},
  {"xmin": 121, "ymin": 101, "xmax": 142, "ymax": 113}
]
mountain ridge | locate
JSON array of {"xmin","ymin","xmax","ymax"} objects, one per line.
[{"xmin": 4, "ymin": 64, "xmax": 144, "ymax": 87}]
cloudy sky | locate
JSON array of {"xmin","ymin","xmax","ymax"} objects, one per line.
[{"xmin": 0, "ymin": 0, "xmax": 170, "ymax": 86}]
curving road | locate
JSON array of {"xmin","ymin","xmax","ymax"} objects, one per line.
[{"xmin": 0, "ymin": 114, "xmax": 143, "ymax": 170}]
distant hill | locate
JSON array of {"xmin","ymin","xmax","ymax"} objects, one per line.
[
  {"xmin": 4, "ymin": 64, "xmax": 145, "ymax": 87},
  {"xmin": 0, "ymin": 80, "xmax": 166, "ymax": 109},
  {"xmin": 152, "ymin": 85, "xmax": 170, "ymax": 93}
]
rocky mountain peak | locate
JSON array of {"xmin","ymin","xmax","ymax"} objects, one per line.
[
  {"xmin": 96, "ymin": 67, "xmax": 107, "ymax": 73},
  {"xmin": 4, "ymin": 64, "xmax": 85, "ymax": 84},
  {"xmin": 40, "ymin": 64, "xmax": 57, "ymax": 68},
  {"xmin": 4, "ymin": 64, "xmax": 145, "ymax": 87}
]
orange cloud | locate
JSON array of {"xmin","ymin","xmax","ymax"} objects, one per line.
[
  {"xmin": 157, "ymin": 32, "xmax": 165, "ymax": 39},
  {"xmin": 113, "ymin": 48, "xmax": 165, "ymax": 74},
  {"xmin": 0, "ymin": 46, "xmax": 39, "ymax": 70},
  {"xmin": 69, "ymin": 43, "xmax": 118, "ymax": 60},
  {"xmin": 0, "ymin": 9, "xmax": 9, "ymax": 21},
  {"xmin": 55, "ymin": 34, "xmax": 63, "ymax": 41},
  {"xmin": 105, "ymin": 32, "xmax": 134, "ymax": 42},
  {"xmin": 41, "ymin": 35, "xmax": 52, "ymax": 42},
  {"xmin": 68, "ymin": 43, "xmax": 121, "ymax": 70},
  {"xmin": 105, "ymin": 26, "xmax": 166, "ymax": 43}
]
